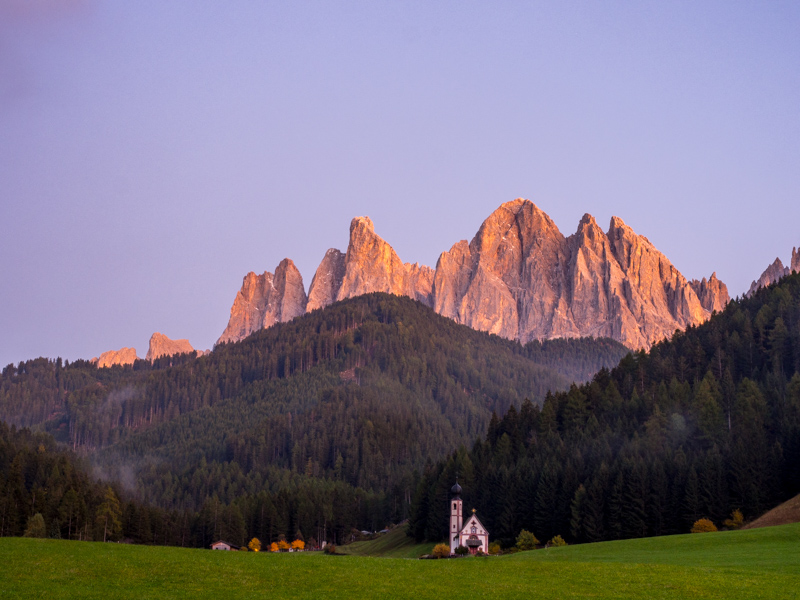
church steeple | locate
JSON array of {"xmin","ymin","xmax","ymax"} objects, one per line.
[
  {"xmin": 450, "ymin": 479, "xmax": 462, "ymax": 498},
  {"xmin": 449, "ymin": 479, "xmax": 463, "ymax": 555}
]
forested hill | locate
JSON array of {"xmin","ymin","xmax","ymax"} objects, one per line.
[
  {"xmin": 409, "ymin": 272, "xmax": 800, "ymax": 547},
  {"xmin": 0, "ymin": 293, "xmax": 627, "ymax": 542}
]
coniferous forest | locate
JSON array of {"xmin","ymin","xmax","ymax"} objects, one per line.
[
  {"xmin": 409, "ymin": 273, "xmax": 800, "ymax": 547},
  {"xmin": 3, "ymin": 271, "xmax": 799, "ymax": 551},
  {"xmin": 0, "ymin": 293, "xmax": 626, "ymax": 547}
]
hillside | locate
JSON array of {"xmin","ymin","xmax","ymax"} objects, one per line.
[
  {"xmin": 410, "ymin": 271, "xmax": 800, "ymax": 546},
  {"xmin": 337, "ymin": 526, "xmax": 434, "ymax": 558},
  {"xmin": 0, "ymin": 293, "xmax": 627, "ymax": 544},
  {"xmin": 2, "ymin": 524, "xmax": 798, "ymax": 599},
  {"xmin": 745, "ymin": 493, "xmax": 800, "ymax": 529}
]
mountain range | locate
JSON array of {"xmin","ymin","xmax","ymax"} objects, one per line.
[{"xmin": 219, "ymin": 199, "xmax": 729, "ymax": 351}]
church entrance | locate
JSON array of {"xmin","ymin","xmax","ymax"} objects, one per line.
[{"xmin": 466, "ymin": 535, "xmax": 481, "ymax": 555}]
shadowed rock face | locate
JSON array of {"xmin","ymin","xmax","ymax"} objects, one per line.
[
  {"xmin": 146, "ymin": 333, "xmax": 195, "ymax": 362},
  {"xmin": 747, "ymin": 247, "xmax": 800, "ymax": 297},
  {"xmin": 93, "ymin": 347, "xmax": 138, "ymax": 368},
  {"xmin": 219, "ymin": 199, "xmax": 728, "ymax": 349},
  {"xmin": 216, "ymin": 258, "xmax": 307, "ymax": 345}
]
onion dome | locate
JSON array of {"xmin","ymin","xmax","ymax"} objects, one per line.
[{"xmin": 450, "ymin": 481, "xmax": 462, "ymax": 497}]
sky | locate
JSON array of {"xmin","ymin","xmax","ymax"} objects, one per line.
[{"xmin": 1, "ymin": 0, "xmax": 798, "ymax": 367}]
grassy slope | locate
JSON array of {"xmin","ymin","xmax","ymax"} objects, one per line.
[
  {"xmin": 2, "ymin": 524, "xmax": 799, "ymax": 599},
  {"xmin": 745, "ymin": 493, "xmax": 800, "ymax": 529},
  {"xmin": 336, "ymin": 526, "xmax": 435, "ymax": 558}
]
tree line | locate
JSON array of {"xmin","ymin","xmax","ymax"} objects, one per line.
[
  {"xmin": 0, "ymin": 294, "xmax": 627, "ymax": 544},
  {"xmin": 409, "ymin": 273, "xmax": 800, "ymax": 547}
]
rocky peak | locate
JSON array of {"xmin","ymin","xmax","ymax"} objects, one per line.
[
  {"xmin": 748, "ymin": 257, "xmax": 789, "ymax": 297},
  {"xmin": 689, "ymin": 272, "xmax": 730, "ymax": 314},
  {"xmin": 351, "ymin": 215, "xmax": 375, "ymax": 234},
  {"xmin": 792, "ymin": 247, "xmax": 799, "ymax": 273},
  {"xmin": 217, "ymin": 259, "xmax": 308, "ymax": 345},
  {"xmin": 146, "ymin": 332, "xmax": 195, "ymax": 362},
  {"xmin": 336, "ymin": 216, "xmax": 430, "ymax": 305},
  {"xmin": 92, "ymin": 347, "xmax": 138, "ymax": 368},
  {"xmin": 307, "ymin": 248, "xmax": 346, "ymax": 312},
  {"xmin": 273, "ymin": 259, "xmax": 308, "ymax": 322},
  {"xmin": 219, "ymin": 199, "xmax": 728, "ymax": 350}
]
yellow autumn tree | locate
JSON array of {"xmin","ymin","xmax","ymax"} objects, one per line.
[
  {"xmin": 723, "ymin": 509, "xmax": 744, "ymax": 530},
  {"xmin": 269, "ymin": 542, "xmax": 279, "ymax": 552},
  {"xmin": 278, "ymin": 540, "xmax": 290, "ymax": 552},
  {"xmin": 291, "ymin": 539, "xmax": 305, "ymax": 551},
  {"xmin": 691, "ymin": 518, "xmax": 718, "ymax": 533},
  {"xmin": 432, "ymin": 543, "xmax": 450, "ymax": 558},
  {"xmin": 248, "ymin": 538, "xmax": 261, "ymax": 552}
]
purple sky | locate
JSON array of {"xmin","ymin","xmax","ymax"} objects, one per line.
[{"xmin": 1, "ymin": 1, "xmax": 798, "ymax": 367}]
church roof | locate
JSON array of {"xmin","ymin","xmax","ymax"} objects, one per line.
[
  {"xmin": 450, "ymin": 480, "xmax": 462, "ymax": 497},
  {"xmin": 459, "ymin": 511, "xmax": 489, "ymax": 535}
]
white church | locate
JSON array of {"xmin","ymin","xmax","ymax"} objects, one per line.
[{"xmin": 449, "ymin": 480, "xmax": 489, "ymax": 555}]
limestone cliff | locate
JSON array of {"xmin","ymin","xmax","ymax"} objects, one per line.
[
  {"xmin": 146, "ymin": 332, "xmax": 195, "ymax": 362},
  {"xmin": 306, "ymin": 217, "xmax": 434, "ymax": 312},
  {"xmin": 335, "ymin": 217, "xmax": 433, "ymax": 306},
  {"xmin": 219, "ymin": 199, "xmax": 727, "ymax": 350},
  {"xmin": 307, "ymin": 249, "xmax": 346, "ymax": 311},
  {"xmin": 432, "ymin": 199, "xmax": 722, "ymax": 349},
  {"xmin": 93, "ymin": 347, "xmax": 138, "ymax": 368},
  {"xmin": 217, "ymin": 258, "xmax": 307, "ymax": 345},
  {"xmin": 689, "ymin": 273, "xmax": 730, "ymax": 314}
]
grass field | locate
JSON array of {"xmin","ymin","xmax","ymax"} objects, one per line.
[
  {"xmin": 2, "ymin": 524, "xmax": 798, "ymax": 599},
  {"xmin": 336, "ymin": 526, "xmax": 435, "ymax": 558}
]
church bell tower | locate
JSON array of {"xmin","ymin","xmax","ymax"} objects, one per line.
[{"xmin": 449, "ymin": 480, "xmax": 463, "ymax": 555}]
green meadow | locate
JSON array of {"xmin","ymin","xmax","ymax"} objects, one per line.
[{"xmin": 2, "ymin": 524, "xmax": 798, "ymax": 599}]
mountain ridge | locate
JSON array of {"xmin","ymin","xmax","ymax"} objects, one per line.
[{"xmin": 220, "ymin": 199, "xmax": 729, "ymax": 350}]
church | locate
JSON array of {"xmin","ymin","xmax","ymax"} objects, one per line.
[{"xmin": 449, "ymin": 480, "xmax": 489, "ymax": 555}]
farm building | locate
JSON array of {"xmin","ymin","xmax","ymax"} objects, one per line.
[{"xmin": 210, "ymin": 541, "xmax": 240, "ymax": 551}]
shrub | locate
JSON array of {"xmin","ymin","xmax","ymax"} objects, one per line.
[
  {"xmin": 723, "ymin": 509, "xmax": 744, "ymax": 530},
  {"xmin": 454, "ymin": 545, "xmax": 469, "ymax": 556},
  {"xmin": 432, "ymin": 543, "xmax": 450, "ymax": 558},
  {"xmin": 324, "ymin": 544, "xmax": 337, "ymax": 555},
  {"xmin": 24, "ymin": 513, "xmax": 46, "ymax": 538},
  {"xmin": 548, "ymin": 535, "xmax": 567, "ymax": 547},
  {"xmin": 691, "ymin": 518, "xmax": 718, "ymax": 533},
  {"xmin": 488, "ymin": 542, "xmax": 502, "ymax": 555},
  {"xmin": 515, "ymin": 529, "xmax": 539, "ymax": 551}
]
